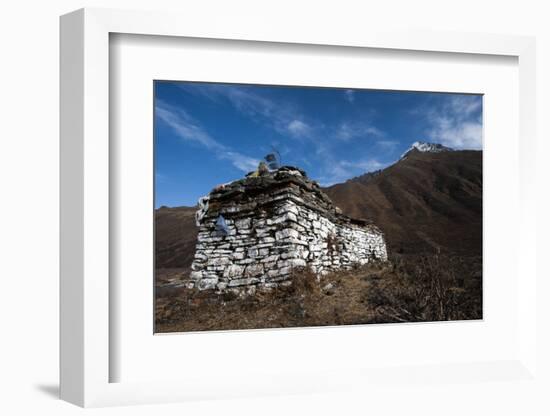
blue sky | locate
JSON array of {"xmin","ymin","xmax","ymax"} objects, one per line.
[{"xmin": 155, "ymin": 81, "xmax": 482, "ymax": 208}]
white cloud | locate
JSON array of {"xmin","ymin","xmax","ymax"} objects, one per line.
[
  {"xmin": 429, "ymin": 119, "xmax": 482, "ymax": 149},
  {"xmin": 156, "ymin": 100, "xmax": 259, "ymax": 172},
  {"xmin": 426, "ymin": 95, "xmax": 483, "ymax": 149},
  {"xmin": 336, "ymin": 121, "xmax": 384, "ymax": 141},
  {"xmin": 449, "ymin": 94, "xmax": 482, "ymax": 115},
  {"xmin": 287, "ymin": 120, "xmax": 312, "ymax": 138}
]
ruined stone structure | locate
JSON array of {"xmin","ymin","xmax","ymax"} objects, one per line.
[{"xmin": 189, "ymin": 166, "xmax": 387, "ymax": 293}]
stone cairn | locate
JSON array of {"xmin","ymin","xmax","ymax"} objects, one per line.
[{"xmin": 189, "ymin": 166, "xmax": 388, "ymax": 294}]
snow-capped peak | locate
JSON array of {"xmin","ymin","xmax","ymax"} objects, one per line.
[{"xmin": 400, "ymin": 141, "xmax": 453, "ymax": 159}]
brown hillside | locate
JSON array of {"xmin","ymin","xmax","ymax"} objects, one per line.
[
  {"xmin": 155, "ymin": 206, "xmax": 198, "ymax": 272},
  {"xmin": 324, "ymin": 150, "xmax": 482, "ymax": 255}
]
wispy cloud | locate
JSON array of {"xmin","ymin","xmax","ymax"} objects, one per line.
[
  {"xmin": 155, "ymin": 172, "xmax": 167, "ymax": 183},
  {"xmin": 425, "ymin": 95, "xmax": 482, "ymax": 149},
  {"xmin": 335, "ymin": 121, "xmax": 384, "ymax": 141},
  {"xmin": 287, "ymin": 119, "xmax": 312, "ymax": 138},
  {"xmin": 318, "ymin": 157, "xmax": 388, "ymax": 186},
  {"xmin": 376, "ymin": 139, "xmax": 399, "ymax": 151},
  {"xmin": 320, "ymin": 164, "xmax": 354, "ymax": 186},
  {"xmin": 218, "ymin": 151, "xmax": 259, "ymax": 172},
  {"xmin": 340, "ymin": 158, "xmax": 387, "ymax": 171},
  {"xmin": 344, "ymin": 89, "xmax": 355, "ymax": 103},
  {"xmin": 156, "ymin": 100, "xmax": 259, "ymax": 173},
  {"xmin": 315, "ymin": 137, "xmax": 388, "ymax": 186},
  {"xmin": 155, "ymin": 103, "xmax": 223, "ymax": 151},
  {"xmin": 178, "ymin": 83, "xmax": 316, "ymax": 139}
]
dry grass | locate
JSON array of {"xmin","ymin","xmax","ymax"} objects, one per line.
[
  {"xmin": 365, "ymin": 254, "xmax": 482, "ymax": 323},
  {"xmin": 155, "ymin": 253, "xmax": 482, "ymax": 333}
]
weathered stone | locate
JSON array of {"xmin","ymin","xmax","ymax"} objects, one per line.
[
  {"xmin": 190, "ymin": 271, "xmax": 203, "ymax": 280},
  {"xmin": 258, "ymin": 282, "xmax": 278, "ymax": 289},
  {"xmin": 287, "ymin": 258, "xmax": 307, "ymax": 268},
  {"xmin": 278, "ymin": 204, "xmax": 299, "ymax": 216},
  {"xmin": 278, "ymin": 266, "xmax": 292, "ymax": 275},
  {"xmin": 275, "ymin": 228, "xmax": 299, "ymax": 240},
  {"xmin": 207, "ymin": 257, "xmax": 231, "ymax": 267},
  {"xmin": 223, "ymin": 264, "xmax": 245, "ymax": 279},
  {"xmin": 281, "ymin": 250, "xmax": 300, "ymax": 259},
  {"xmin": 261, "ymin": 255, "xmax": 279, "ymax": 263},
  {"xmin": 255, "ymin": 228, "xmax": 271, "ymax": 237},
  {"xmin": 228, "ymin": 277, "xmax": 260, "ymax": 287},
  {"xmin": 262, "ymin": 261, "xmax": 277, "ymax": 270},
  {"xmin": 190, "ymin": 262, "xmax": 204, "ymax": 271},
  {"xmin": 194, "ymin": 252, "xmax": 208, "ymax": 261},
  {"xmin": 236, "ymin": 258, "xmax": 256, "ymax": 265},
  {"xmin": 198, "ymin": 278, "xmax": 218, "ymax": 290},
  {"xmin": 235, "ymin": 218, "xmax": 251, "ymax": 229},
  {"xmin": 232, "ymin": 252, "xmax": 245, "ymax": 260},
  {"xmin": 211, "ymin": 249, "xmax": 233, "ymax": 255},
  {"xmin": 245, "ymin": 263, "xmax": 264, "ymax": 277},
  {"xmin": 309, "ymin": 243, "xmax": 323, "ymax": 252}
]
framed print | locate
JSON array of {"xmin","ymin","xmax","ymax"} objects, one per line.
[{"xmin": 60, "ymin": 8, "xmax": 538, "ymax": 408}]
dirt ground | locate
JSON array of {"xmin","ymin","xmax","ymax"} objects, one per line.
[{"xmin": 155, "ymin": 253, "xmax": 482, "ymax": 333}]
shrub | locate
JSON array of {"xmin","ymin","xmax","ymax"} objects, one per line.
[{"xmin": 366, "ymin": 253, "xmax": 481, "ymax": 322}]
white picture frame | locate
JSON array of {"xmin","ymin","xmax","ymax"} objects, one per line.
[{"xmin": 60, "ymin": 7, "xmax": 538, "ymax": 408}]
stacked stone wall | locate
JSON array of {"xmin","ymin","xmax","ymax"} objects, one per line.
[{"xmin": 190, "ymin": 197, "xmax": 387, "ymax": 293}]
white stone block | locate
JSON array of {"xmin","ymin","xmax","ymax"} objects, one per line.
[
  {"xmin": 198, "ymin": 278, "xmax": 218, "ymax": 290},
  {"xmin": 275, "ymin": 228, "xmax": 299, "ymax": 240},
  {"xmin": 245, "ymin": 263, "xmax": 264, "ymax": 277},
  {"xmin": 287, "ymin": 258, "xmax": 307, "ymax": 268},
  {"xmin": 208, "ymin": 257, "xmax": 231, "ymax": 267},
  {"xmin": 228, "ymin": 277, "xmax": 260, "ymax": 287},
  {"xmin": 190, "ymin": 271, "xmax": 203, "ymax": 280},
  {"xmin": 223, "ymin": 264, "xmax": 245, "ymax": 278}
]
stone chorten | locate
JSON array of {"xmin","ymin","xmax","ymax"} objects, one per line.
[{"xmin": 189, "ymin": 166, "xmax": 388, "ymax": 293}]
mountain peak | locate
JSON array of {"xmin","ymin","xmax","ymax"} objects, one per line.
[{"xmin": 401, "ymin": 141, "xmax": 453, "ymax": 159}]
